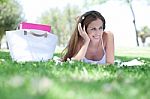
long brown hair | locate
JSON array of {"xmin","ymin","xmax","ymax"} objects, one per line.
[{"xmin": 61, "ymin": 10, "xmax": 106, "ymax": 61}]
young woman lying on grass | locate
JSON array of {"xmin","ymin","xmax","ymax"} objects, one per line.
[{"xmin": 61, "ymin": 10, "xmax": 114, "ymax": 64}]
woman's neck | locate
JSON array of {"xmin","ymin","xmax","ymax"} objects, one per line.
[{"xmin": 89, "ymin": 40, "xmax": 101, "ymax": 48}]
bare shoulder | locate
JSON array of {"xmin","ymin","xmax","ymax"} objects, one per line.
[
  {"xmin": 103, "ymin": 31, "xmax": 114, "ymax": 37},
  {"xmin": 102, "ymin": 31, "xmax": 113, "ymax": 47},
  {"xmin": 103, "ymin": 31, "xmax": 114, "ymax": 41}
]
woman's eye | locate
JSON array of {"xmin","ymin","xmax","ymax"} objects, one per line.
[
  {"xmin": 99, "ymin": 27, "xmax": 103, "ymax": 30},
  {"xmin": 91, "ymin": 28, "xmax": 96, "ymax": 30}
]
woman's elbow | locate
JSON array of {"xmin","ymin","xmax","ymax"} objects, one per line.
[
  {"xmin": 71, "ymin": 57, "xmax": 83, "ymax": 61},
  {"xmin": 106, "ymin": 59, "xmax": 114, "ymax": 64},
  {"xmin": 107, "ymin": 61, "xmax": 114, "ymax": 65}
]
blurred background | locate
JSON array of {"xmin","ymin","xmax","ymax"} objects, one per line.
[{"xmin": 1, "ymin": 0, "xmax": 150, "ymax": 49}]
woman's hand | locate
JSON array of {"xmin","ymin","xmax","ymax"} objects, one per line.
[
  {"xmin": 78, "ymin": 23, "xmax": 90, "ymax": 43},
  {"xmin": 71, "ymin": 23, "xmax": 90, "ymax": 61}
]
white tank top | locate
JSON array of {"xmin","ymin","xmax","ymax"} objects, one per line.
[{"xmin": 82, "ymin": 38, "xmax": 106, "ymax": 64}]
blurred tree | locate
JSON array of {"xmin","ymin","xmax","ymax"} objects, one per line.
[
  {"xmin": 63, "ymin": 4, "xmax": 80, "ymax": 45},
  {"xmin": 138, "ymin": 26, "xmax": 150, "ymax": 46},
  {"xmin": 38, "ymin": 8, "xmax": 62, "ymax": 45},
  {"xmin": 0, "ymin": 0, "xmax": 8, "ymax": 3},
  {"xmin": 38, "ymin": 5, "xmax": 80, "ymax": 45},
  {"xmin": 0, "ymin": 0, "xmax": 24, "ymax": 48},
  {"xmin": 126, "ymin": 0, "xmax": 139, "ymax": 46},
  {"xmin": 83, "ymin": 0, "xmax": 107, "ymax": 8},
  {"xmin": 122, "ymin": 0, "xmax": 150, "ymax": 46}
]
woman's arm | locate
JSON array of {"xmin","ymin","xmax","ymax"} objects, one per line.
[
  {"xmin": 105, "ymin": 31, "xmax": 114, "ymax": 64},
  {"xmin": 72, "ymin": 41, "xmax": 89, "ymax": 61},
  {"xmin": 72, "ymin": 23, "xmax": 90, "ymax": 61}
]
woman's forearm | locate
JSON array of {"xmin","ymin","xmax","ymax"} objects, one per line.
[{"xmin": 72, "ymin": 41, "xmax": 89, "ymax": 61}]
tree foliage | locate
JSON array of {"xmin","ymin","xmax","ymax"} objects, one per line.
[
  {"xmin": 0, "ymin": 0, "xmax": 24, "ymax": 48},
  {"xmin": 138, "ymin": 26, "xmax": 150, "ymax": 46},
  {"xmin": 0, "ymin": 0, "xmax": 8, "ymax": 3},
  {"xmin": 38, "ymin": 5, "xmax": 80, "ymax": 45},
  {"xmin": 83, "ymin": 0, "xmax": 107, "ymax": 8}
]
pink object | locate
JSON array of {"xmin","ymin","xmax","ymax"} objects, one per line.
[{"xmin": 20, "ymin": 22, "xmax": 51, "ymax": 32}]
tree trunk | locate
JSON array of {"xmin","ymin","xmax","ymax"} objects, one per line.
[{"xmin": 127, "ymin": 0, "xmax": 139, "ymax": 46}]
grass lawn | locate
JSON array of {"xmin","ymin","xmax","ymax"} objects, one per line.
[
  {"xmin": 115, "ymin": 47, "xmax": 150, "ymax": 58},
  {"xmin": 0, "ymin": 47, "xmax": 150, "ymax": 99}
]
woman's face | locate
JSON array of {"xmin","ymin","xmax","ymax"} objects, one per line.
[{"xmin": 87, "ymin": 18, "xmax": 104, "ymax": 42}]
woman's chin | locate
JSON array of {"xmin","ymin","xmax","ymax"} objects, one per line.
[{"xmin": 91, "ymin": 38, "xmax": 101, "ymax": 42}]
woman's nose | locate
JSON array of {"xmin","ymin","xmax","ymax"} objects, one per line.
[{"xmin": 95, "ymin": 30, "xmax": 101, "ymax": 34}]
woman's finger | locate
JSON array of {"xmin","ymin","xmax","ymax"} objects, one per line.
[
  {"xmin": 78, "ymin": 23, "xmax": 83, "ymax": 35},
  {"xmin": 78, "ymin": 23, "xmax": 90, "ymax": 42},
  {"xmin": 83, "ymin": 25, "xmax": 86, "ymax": 32}
]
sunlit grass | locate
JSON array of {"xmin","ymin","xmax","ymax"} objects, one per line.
[
  {"xmin": 0, "ymin": 49, "xmax": 150, "ymax": 99},
  {"xmin": 115, "ymin": 47, "xmax": 150, "ymax": 58}
]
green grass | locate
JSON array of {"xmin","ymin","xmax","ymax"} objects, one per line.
[
  {"xmin": 0, "ymin": 48, "xmax": 150, "ymax": 99},
  {"xmin": 115, "ymin": 47, "xmax": 150, "ymax": 58}
]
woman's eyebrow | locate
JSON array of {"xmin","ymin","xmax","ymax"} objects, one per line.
[{"xmin": 88, "ymin": 26, "xmax": 103, "ymax": 28}]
